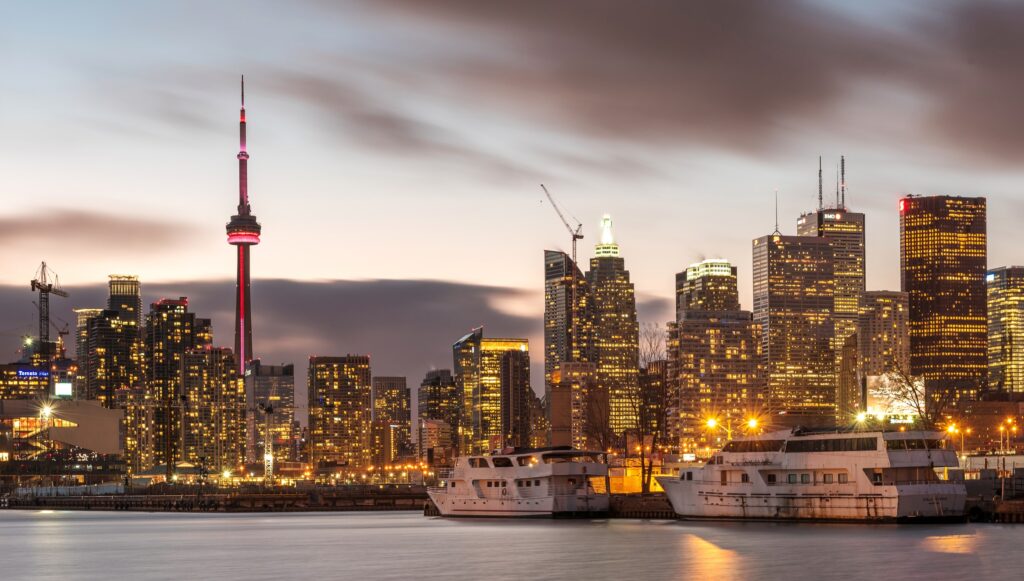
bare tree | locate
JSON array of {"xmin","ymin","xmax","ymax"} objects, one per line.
[
  {"xmin": 626, "ymin": 322, "xmax": 668, "ymax": 493},
  {"xmin": 869, "ymin": 365, "xmax": 955, "ymax": 429},
  {"xmin": 583, "ymin": 385, "xmax": 615, "ymax": 494}
]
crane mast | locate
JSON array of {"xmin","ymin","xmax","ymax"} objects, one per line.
[
  {"xmin": 541, "ymin": 184, "xmax": 584, "ymax": 363},
  {"xmin": 30, "ymin": 261, "xmax": 69, "ymax": 361}
]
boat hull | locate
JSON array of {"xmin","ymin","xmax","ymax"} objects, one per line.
[
  {"xmin": 427, "ymin": 490, "xmax": 609, "ymax": 518},
  {"xmin": 657, "ymin": 476, "xmax": 966, "ymax": 523}
]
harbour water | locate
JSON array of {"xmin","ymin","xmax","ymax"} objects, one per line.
[{"xmin": 2, "ymin": 511, "xmax": 1023, "ymax": 580}]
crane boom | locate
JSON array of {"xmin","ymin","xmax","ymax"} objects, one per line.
[
  {"xmin": 539, "ymin": 184, "xmax": 584, "ymax": 365},
  {"xmin": 541, "ymin": 184, "xmax": 583, "ymax": 241},
  {"xmin": 30, "ymin": 261, "xmax": 69, "ymax": 359}
]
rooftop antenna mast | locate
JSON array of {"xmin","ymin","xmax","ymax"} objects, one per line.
[
  {"xmin": 840, "ymin": 155, "xmax": 846, "ymax": 209},
  {"xmin": 773, "ymin": 189, "xmax": 781, "ymax": 235},
  {"xmin": 817, "ymin": 156, "xmax": 823, "ymax": 211},
  {"xmin": 541, "ymin": 184, "xmax": 584, "ymax": 362}
]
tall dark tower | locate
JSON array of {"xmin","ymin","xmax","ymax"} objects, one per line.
[{"xmin": 227, "ymin": 76, "xmax": 261, "ymax": 377}]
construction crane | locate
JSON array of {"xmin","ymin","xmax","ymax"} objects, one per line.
[
  {"xmin": 30, "ymin": 262, "xmax": 69, "ymax": 360},
  {"xmin": 540, "ymin": 184, "xmax": 583, "ymax": 362}
]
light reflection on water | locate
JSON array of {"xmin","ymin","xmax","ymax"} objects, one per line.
[{"xmin": 1, "ymin": 511, "xmax": 1023, "ymax": 581}]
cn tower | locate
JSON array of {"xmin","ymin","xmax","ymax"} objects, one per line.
[{"xmin": 226, "ymin": 76, "xmax": 261, "ymax": 377}]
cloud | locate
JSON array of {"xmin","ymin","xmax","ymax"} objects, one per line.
[
  {"xmin": 354, "ymin": 0, "xmax": 911, "ymax": 153},
  {"xmin": 0, "ymin": 210, "xmax": 197, "ymax": 250}
]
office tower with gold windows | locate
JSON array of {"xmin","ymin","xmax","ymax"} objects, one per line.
[
  {"xmin": 900, "ymin": 195, "xmax": 987, "ymax": 402},
  {"xmin": 988, "ymin": 266, "xmax": 1024, "ymax": 393},
  {"xmin": 143, "ymin": 297, "xmax": 200, "ymax": 470},
  {"xmin": 544, "ymin": 250, "xmax": 593, "ymax": 421},
  {"xmin": 752, "ymin": 233, "xmax": 835, "ymax": 421},
  {"xmin": 182, "ymin": 346, "xmax": 244, "ymax": 473},
  {"xmin": 244, "ymin": 361, "xmax": 296, "ymax": 464},
  {"xmin": 668, "ymin": 259, "xmax": 764, "ymax": 454},
  {"xmin": 586, "ymin": 215, "xmax": 640, "ymax": 435},
  {"xmin": 308, "ymin": 355, "xmax": 372, "ymax": 469},
  {"xmin": 371, "ymin": 376, "xmax": 411, "ymax": 464},
  {"xmin": 78, "ymin": 276, "xmax": 145, "ymax": 408},
  {"xmin": 452, "ymin": 328, "xmax": 531, "ymax": 453}
]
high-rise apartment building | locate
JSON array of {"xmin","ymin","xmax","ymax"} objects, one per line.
[
  {"xmin": 245, "ymin": 361, "xmax": 296, "ymax": 464},
  {"xmin": 586, "ymin": 215, "xmax": 639, "ymax": 435},
  {"xmin": 752, "ymin": 233, "xmax": 835, "ymax": 420},
  {"xmin": 418, "ymin": 369, "xmax": 460, "ymax": 440},
  {"xmin": 900, "ymin": 195, "xmax": 987, "ymax": 401},
  {"xmin": 452, "ymin": 328, "xmax": 531, "ymax": 453},
  {"xmin": 988, "ymin": 267, "xmax": 1024, "ymax": 393},
  {"xmin": 143, "ymin": 297, "xmax": 200, "ymax": 469},
  {"xmin": 858, "ymin": 291, "xmax": 910, "ymax": 377},
  {"xmin": 73, "ymin": 307, "xmax": 102, "ymax": 399},
  {"xmin": 668, "ymin": 259, "xmax": 764, "ymax": 453},
  {"xmin": 371, "ymin": 376, "xmax": 411, "ymax": 463},
  {"xmin": 544, "ymin": 250, "xmax": 592, "ymax": 389},
  {"xmin": 308, "ymin": 355, "xmax": 372, "ymax": 469},
  {"xmin": 77, "ymin": 276, "xmax": 145, "ymax": 408},
  {"xmin": 182, "ymin": 347, "xmax": 243, "ymax": 473}
]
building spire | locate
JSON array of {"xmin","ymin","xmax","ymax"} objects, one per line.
[
  {"xmin": 595, "ymin": 214, "xmax": 620, "ymax": 257},
  {"xmin": 237, "ymin": 75, "xmax": 249, "ymax": 212},
  {"xmin": 840, "ymin": 154, "xmax": 846, "ymax": 209},
  {"xmin": 773, "ymin": 189, "xmax": 781, "ymax": 235}
]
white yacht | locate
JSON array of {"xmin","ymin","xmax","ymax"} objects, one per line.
[
  {"xmin": 656, "ymin": 428, "xmax": 966, "ymax": 522},
  {"xmin": 427, "ymin": 447, "xmax": 609, "ymax": 517}
]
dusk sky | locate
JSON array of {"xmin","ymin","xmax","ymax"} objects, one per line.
[{"xmin": 4, "ymin": 1, "xmax": 1024, "ymax": 398}]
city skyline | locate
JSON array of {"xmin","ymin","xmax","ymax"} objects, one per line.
[{"xmin": 6, "ymin": 1, "xmax": 1024, "ymax": 404}]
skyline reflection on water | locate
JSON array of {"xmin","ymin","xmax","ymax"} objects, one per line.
[{"xmin": 1, "ymin": 511, "xmax": 1023, "ymax": 580}]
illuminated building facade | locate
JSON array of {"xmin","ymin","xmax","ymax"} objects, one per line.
[
  {"xmin": 182, "ymin": 347, "xmax": 244, "ymax": 473},
  {"xmin": 544, "ymin": 250, "xmax": 593, "ymax": 400},
  {"xmin": 452, "ymin": 328, "xmax": 531, "ymax": 453},
  {"xmin": 548, "ymin": 362, "xmax": 600, "ymax": 449},
  {"xmin": 418, "ymin": 418, "xmax": 453, "ymax": 466},
  {"xmin": 418, "ymin": 369, "xmax": 460, "ymax": 443},
  {"xmin": 675, "ymin": 259, "xmax": 739, "ymax": 317},
  {"xmin": 371, "ymin": 376, "xmax": 411, "ymax": 463},
  {"xmin": 74, "ymin": 308, "xmax": 102, "ymax": 399},
  {"xmin": 79, "ymin": 276, "xmax": 145, "ymax": 408},
  {"xmin": 0, "ymin": 364, "xmax": 50, "ymax": 399},
  {"xmin": 586, "ymin": 215, "xmax": 639, "ymax": 435},
  {"xmin": 988, "ymin": 266, "xmax": 1024, "ymax": 393},
  {"xmin": 858, "ymin": 291, "xmax": 910, "ymax": 377},
  {"xmin": 668, "ymin": 259, "xmax": 764, "ymax": 453},
  {"xmin": 143, "ymin": 297, "xmax": 200, "ymax": 470},
  {"xmin": 752, "ymin": 233, "xmax": 835, "ymax": 419},
  {"xmin": 308, "ymin": 355, "xmax": 372, "ymax": 469},
  {"xmin": 900, "ymin": 195, "xmax": 987, "ymax": 401},
  {"xmin": 244, "ymin": 361, "xmax": 296, "ymax": 464}
]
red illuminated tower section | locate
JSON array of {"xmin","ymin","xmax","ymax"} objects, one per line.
[{"xmin": 227, "ymin": 76, "xmax": 260, "ymax": 377}]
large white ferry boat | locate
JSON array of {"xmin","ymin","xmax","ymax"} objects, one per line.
[
  {"xmin": 427, "ymin": 447, "xmax": 609, "ymax": 517},
  {"xmin": 656, "ymin": 428, "xmax": 966, "ymax": 522}
]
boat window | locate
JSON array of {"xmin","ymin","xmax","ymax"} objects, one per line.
[
  {"xmin": 492, "ymin": 457, "xmax": 514, "ymax": 468},
  {"xmin": 800, "ymin": 474, "xmax": 810, "ymax": 484},
  {"xmin": 823, "ymin": 474, "xmax": 834, "ymax": 484},
  {"xmin": 543, "ymin": 454, "xmax": 597, "ymax": 464},
  {"xmin": 568, "ymin": 478, "xmax": 576, "ymax": 486},
  {"xmin": 486, "ymin": 481, "xmax": 492, "ymax": 488},
  {"xmin": 686, "ymin": 472, "xmax": 693, "ymax": 481},
  {"xmin": 838, "ymin": 473, "xmax": 848, "ymax": 484},
  {"xmin": 535, "ymin": 480, "xmax": 541, "ymax": 486},
  {"xmin": 785, "ymin": 437, "xmax": 877, "ymax": 453},
  {"xmin": 767, "ymin": 474, "xmax": 777, "ymax": 484},
  {"xmin": 517, "ymin": 456, "xmax": 538, "ymax": 466},
  {"xmin": 904, "ymin": 439, "xmax": 926, "ymax": 450},
  {"xmin": 925, "ymin": 439, "xmax": 946, "ymax": 450},
  {"xmin": 787, "ymin": 474, "xmax": 797, "ymax": 484},
  {"xmin": 741, "ymin": 473, "xmax": 750, "ymax": 483},
  {"xmin": 468, "ymin": 458, "xmax": 491, "ymax": 468},
  {"xmin": 525, "ymin": 480, "xmax": 531, "ymax": 487},
  {"xmin": 721, "ymin": 440, "xmax": 786, "ymax": 453},
  {"xmin": 721, "ymin": 471, "xmax": 728, "ymax": 485}
]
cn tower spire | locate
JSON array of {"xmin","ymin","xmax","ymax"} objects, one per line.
[{"xmin": 227, "ymin": 75, "xmax": 261, "ymax": 378}]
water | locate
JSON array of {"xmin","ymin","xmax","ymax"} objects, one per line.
[{"xmin": 1, "ymin": 511, "xmax": 1023, "ymax": 580}]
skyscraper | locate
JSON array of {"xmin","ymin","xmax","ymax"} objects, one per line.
[
  {"xmin": 371, "ymin": 376, "xmax": 411, "ymax": 463},
  {"xmin": 227, "ymin": 77, "xmax": 261, "ymax": 377},
  {"xmin": 668, "ymin": 259, "xmax": 763, "ymax": 454},
  {"xmin": 143, "ymin": 297, "xmax": 199, "ymax": 469},
  {"xmin": 987, "ymin": 266, "xmax": 1024, "ymax": 393},
  {"xmin": 452, "ymin": 328, "xmax": 531, "ymax": 453},
  {"xmin": 544, "ymin": 250, "xmax": 592, "ymax": 394},
  {"xmin": 900, "ymin": 195, "xmax": 987, "ymax": 402},
  {"xmin": 182, "ymin": 346, "xmax": 243, "ymax": 473},
  {"xmin": 586, "ymin": 215, "xmax": 639, "ymax": 435},
  {"xmin": 245, "ymin": 361, "xmax": 296, "ymax": 464},
  {"xmin": 858, "ymin": 291, "xmax": 910, "ymax": 377},
  {"xmin": 73, "ymin": 307, "xmax": 102, "ymax": 400},
  {"xmin": 752, "ymin": 233, "xmax": 835, "ymax": 421},
  {"xmin": 418, "ymin": 369, "xmax": 460, "ymax": 438},
  {"xmin": 308, "ymin": 355, "xmax": 372, "ymax": 470},
  {"xmin": 77, "ymin": 276, "xmax": 145, "ymax": 408},
  {"xmin": 548, "ymin": 361, "xmax": 600, "ymax": 449}
]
